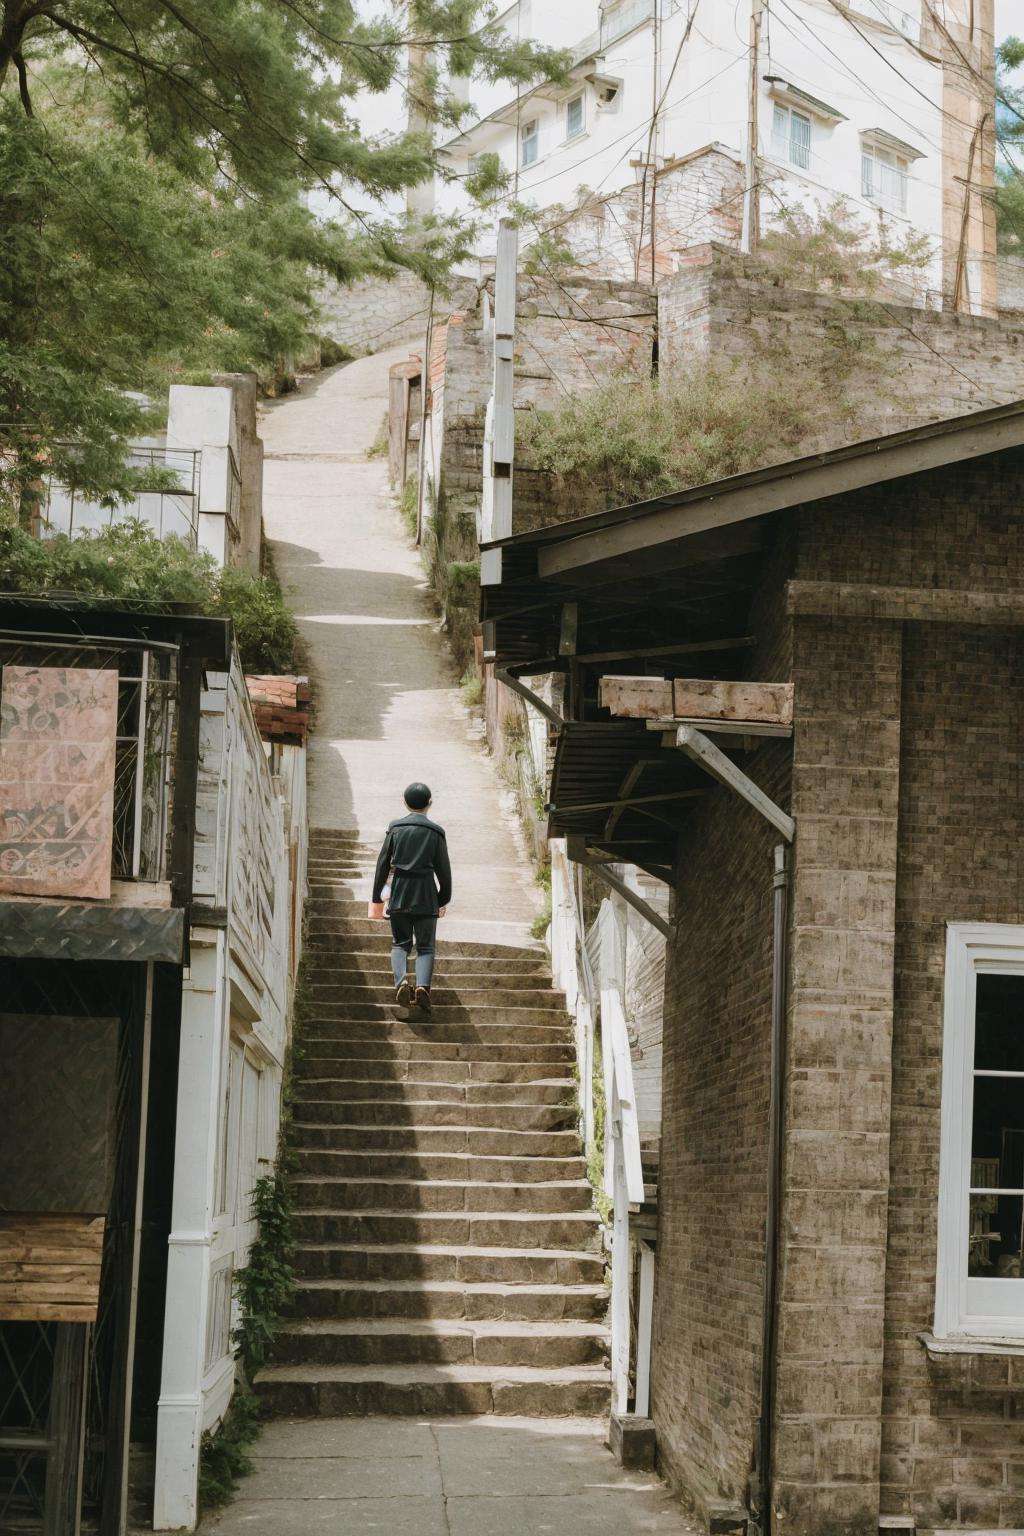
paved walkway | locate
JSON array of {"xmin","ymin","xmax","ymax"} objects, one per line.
[
  {"xmin": 201, "ymin": 1416, "xmax": 698, "ymax": 1534},
  {"xmin": 209, "ymin": 351, "xmax": 701, "ymax": 1535},
  {"xmin": 260, "ymin": 348, "xmax": 537, "ymax": 945}
]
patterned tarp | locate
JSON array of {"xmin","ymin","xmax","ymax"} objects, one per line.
[{"xmin": 0, "ymin": 666, "xmax": 118, "ymax": 899}]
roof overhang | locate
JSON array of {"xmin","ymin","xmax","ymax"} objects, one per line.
[
  {"xmin": 764, "ymin": 76, "xmax": 847, "ymax": 124},
  {"xmin": 861, "ymin": 127, "xmax": 926, "ymax": 161}
]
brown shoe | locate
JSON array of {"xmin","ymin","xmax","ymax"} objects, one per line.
[
  {"xmin": 395, "ymin": 978, "xmax": 413, "ymax": 1009},
  {"xmin": 414, "ymin": 987, "xmax": 432, "ymax": 1016}
]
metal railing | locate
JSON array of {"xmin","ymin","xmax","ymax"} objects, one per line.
[{"xmin": 35, "ymin": 446, "xmax": 201, "ymax": 548}]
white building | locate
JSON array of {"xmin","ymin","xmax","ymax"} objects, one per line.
[{"xmin": 429, "ymin": 0, "xmax": 995, "ymax": 312}]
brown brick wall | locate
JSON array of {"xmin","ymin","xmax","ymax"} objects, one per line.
[
  {"xmin": 881, "ymin": 623, "xmax": 1024, "ymax": 1535},
  {"xmin": 652, "ymin": 547, "xmax": 793, "ymax": 1520}
]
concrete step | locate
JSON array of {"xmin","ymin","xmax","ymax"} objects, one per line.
[
  {"xmin": 272, "ymin": 1319, "xmax": 609, "ymax": 1368},
  {"xmin": 293, "ymin": 1241, "xmax": 605, "ymax": 1285},
  {"xmin": 293, "ymin": 1078, "xmax": 574, "ymax": 1107},
  {"xmin": 297, "ymin": 1055, "xmax": 574, "ymax": 1083},
  {"xmin": 301, "ymin": 1020, "xmax": 571, "ymax": 1045},
  {"xmin": 303, "ymin": 1001, "xmax": 566, "ymax": 1026},
  {"xmin": 293, "ymin": 1099, "xmax": 576, "ymax": 1130},
  {"xmin": 288, "ymin": 1277, "xmax": 607, "ymax": 1322},
  {"xmin": 306, "ymin": 985, "xmax": 567, "ymax": 1010},
  {"xmin": 293, "ymin": 1209, "xmax": 601, "ymax": 1251},
  {"xmin": 254, "ymin": 1361, "xmax": 610, "ymax": 1418},
  {"xmin": 304, "ymin": 952, "xmax": 551, "ymax": 977},
  {"xmin": 290, "ymin": 1123, "xmax": 582, "ymax": 1156},
  {"xmin": 304, "ymin": 928, "xmax": 543, "ymax": 958},
  {"xmin": 292, "ymin": 1149, "xmax": 587, "ymax": 1183},
  {"xmin": 290, "ymin": 1176, "xmax": 594, "ymax": 1213},
  {"xmin": 299, "ymin": 1039, "xmax": 574, "ymax": 1066},
  {"xmin": 306, "ymin": 965, "xmax": 555, "ymax": 986}
]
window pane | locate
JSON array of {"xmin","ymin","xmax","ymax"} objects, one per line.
[
  {"xmin": 861, "ymin": 152, "xmax": 874, "ymax": 198},
  {"xmin": 772, "ymin": 105, "xmax": 788, "ymax": 155},
  {"xmin": 790, "ymin": 112, "xmax": 811, "ymax": 170},
  {"xmin": 975, "ymin": 973, "xmax": 1024, "ymax": 1071},
  {"xmin": 971, "ymin": 1076, "xmax": 1024, "ymax": 1187},
  {"xmin": 567, "ymin": 96, "xmax": 583, "ymax": 136},
  {"xmin": 969, "ymin": 1192, "xmax": 1024, "ymax": 1277}
]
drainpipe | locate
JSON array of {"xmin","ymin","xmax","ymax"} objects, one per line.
[{"xmin": 753, "ymin": 843, "xmax": 790, "ymax": 1536}]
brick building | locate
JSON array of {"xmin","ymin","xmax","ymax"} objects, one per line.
[{"xmin": 481, "ymin": 401, "xmax": 1024, "ymax": 1535}]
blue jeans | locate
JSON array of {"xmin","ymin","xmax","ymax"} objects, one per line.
[{"xmin": 389, "ymin": 913, "xmax": 437, "ymax": 988}]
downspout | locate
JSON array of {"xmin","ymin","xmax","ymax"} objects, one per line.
[{"xmin": 754, "ymin": 843, "xmax": 790, "ymax": 1535}]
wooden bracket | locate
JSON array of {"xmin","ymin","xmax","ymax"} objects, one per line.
[
  {"xmin": 674, "ymin": 725, "xmax": 794, "ymax": 842},
  {"xmin": 494, "ymin": 667, "xmax": 563, "ymax": 729},
  {"xmin": 566, "ymin": 834, "xmax": 672, "ymax": 938}
]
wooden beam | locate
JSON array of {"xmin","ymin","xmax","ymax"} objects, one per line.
[
  {"xmin": 535, "ymin": 405, "xmax": 1024, "ymax": 588},
  {"xmin": 44, "ymin": 1323, "xmax": 90, "ymax": 1536},
  {"xmin": 577, "ymin": 636, "xmax": 753, "ymax": 665},
  {"xmin": 605, "ymin": 762, "xmax": 646, "ymax": 842},
  {"xmin": 673, "ymin": 679, "xmax": 793, "ymax": 726},
  {"xmin": 558, "ymin": 603, "xmax": 579, "ymax": 656},
  {"xmin": 566, "ymin": 836, "xmax": 672, "ymax": 937},
  {"xmin": 599, "ymin": 676, "xmax": 673, "ymax": 719},
  {"xmin": 675, "ymin": 725, "xmax": 794, "ymax": 841},
  {"xmin": 494, "ymin": 667, "xmax": 563, "ymax": 729},
  {"xmin": 552, "ymin": 788, "xmax": 704, "ymax": 817}
]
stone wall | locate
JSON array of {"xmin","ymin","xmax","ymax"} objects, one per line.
[
  {"xmin": 658, "ymin": 245, "xmax": 1024, "ymax": 448},
  {"xmin": 426, "ymin": 273, "xmax": 657, "ymax": 529},
  {"xmin": 318, "ymin": 270, "xmax": 434, "ymax": 355}
]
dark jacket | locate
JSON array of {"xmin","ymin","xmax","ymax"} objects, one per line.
[{"xmin": 372, "ymin": 812, "xmax": 452, "ymax": 915}]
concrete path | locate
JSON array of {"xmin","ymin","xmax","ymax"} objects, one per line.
[
  {"xmin": 260, "ymin": 349, "xmax": 538, "ymax": 946},
  {"xmin": 201, "ymin": 1416, "xmax": 699, "ymax": 1535}
]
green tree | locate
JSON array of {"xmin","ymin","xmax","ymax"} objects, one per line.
[
  {"xmin": 997, "ymin": 38, "xmax": 1024, "ymax": 252},
  {"xmin": 0, "ymin": 2, "xmax": 566, "ymax": 517}
]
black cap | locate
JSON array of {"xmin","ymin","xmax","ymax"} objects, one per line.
[{"xmin": 404, "ymin": 782, "xmax": 432, "ymax": 810}]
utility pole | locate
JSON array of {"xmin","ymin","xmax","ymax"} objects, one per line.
[
  {"xmin": 741, "ymin": 0, "xmax": 764, "ymax": 255},
  {"xmin": 479, "ymin": 218, "xmax": 518, "ymax": 597}
]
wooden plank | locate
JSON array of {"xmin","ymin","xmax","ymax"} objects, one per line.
[
  {"xmin": 0, "ymin": 1215, "xmax": 105, "ymax": 1322},
  {"xmin": 600, "ymin": 676, "xmax": 673, "ymax": 719},
  {"xmin": 675, "ymin": 725, "xmax": 795, "ymax": 841},
  {"xmin": 634, "ymin": 1244, "xmax": 656, "ymax": 1419},
  {"xmin": 566, "ymin": 839, "xmax": 672, "ymax": 937},
  {"xmin": 672, "ymin": 679, "xmax": 793, "ymax": 725}
]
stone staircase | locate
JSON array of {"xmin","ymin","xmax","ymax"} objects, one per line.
[{"xmin": 255, "ymin": 828, "xmax": 610, "ymax": 1417}]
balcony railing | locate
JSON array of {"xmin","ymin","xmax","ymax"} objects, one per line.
[{"xmin": 36, "ymin": 446, "xmax": 201, "ymax": 549}]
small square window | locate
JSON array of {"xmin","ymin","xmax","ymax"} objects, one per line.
[
  {"xmin": 862, "ymin": 145, "xmax": 908, "ymax": 215},
  {"xmin": 521, "ymin": 119, "xmax": 539, "ymax": 168},
  {"xmin": 772, "ymin": 104, "xmax": 812, "ymax": 171},
  {"xmin": 566, "ymin": 95, "xmax": 585, "ymax": 139}
]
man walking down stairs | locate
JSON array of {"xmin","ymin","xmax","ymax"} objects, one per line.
[{"xmin": 258, "ymin": 828, "xmax": 610, "ymax": 1417}]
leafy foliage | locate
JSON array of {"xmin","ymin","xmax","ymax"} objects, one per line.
[
  {"xmin": 0, "ymin": 518, "xmax": 299, "ymax": 673},
  {"xmin": 233, "ymin": 1170, "xmax": 297, "ymax": 1381},
  {"xmin": 754, "ymin": 196, "xmax": 933, "ymax": 297},
  {"xmin": 0, "ymin": 1, "xmax": 567, "ymax": 507},
  {"xmin": 997, "ymin": 38, "xmax": 1024, "ymax": 253},
  {"xmin": 518, "ymin": 365, "xmax": 813, "ymax": 515},
  {"xmin": 198, "ymin": 1389, "xmax": 261, "ymax": 1512}
]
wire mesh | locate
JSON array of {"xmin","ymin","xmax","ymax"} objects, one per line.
[{"xmin": 0, "ymin": 1323, "xmax": 54, "ymax": 1523}]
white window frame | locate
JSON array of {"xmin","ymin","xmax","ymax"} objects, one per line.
[
  {"xmin": 935, "ymin": 922, "xmax": 1024, "ymax": 1341},
  {"xmin": 520, "ymin": 118, "xmax": 539, "ymax": 168},
  {"xmin": 565, "ymin": 93, "xmax": 585, "ymax": 141},
  {"xmin": 861, "ymin": 143, "xmax": 909, "ymax": 215},
  {"xmin": 771, "ymin": 103, "xmax": 812, "ymax": 172}
]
